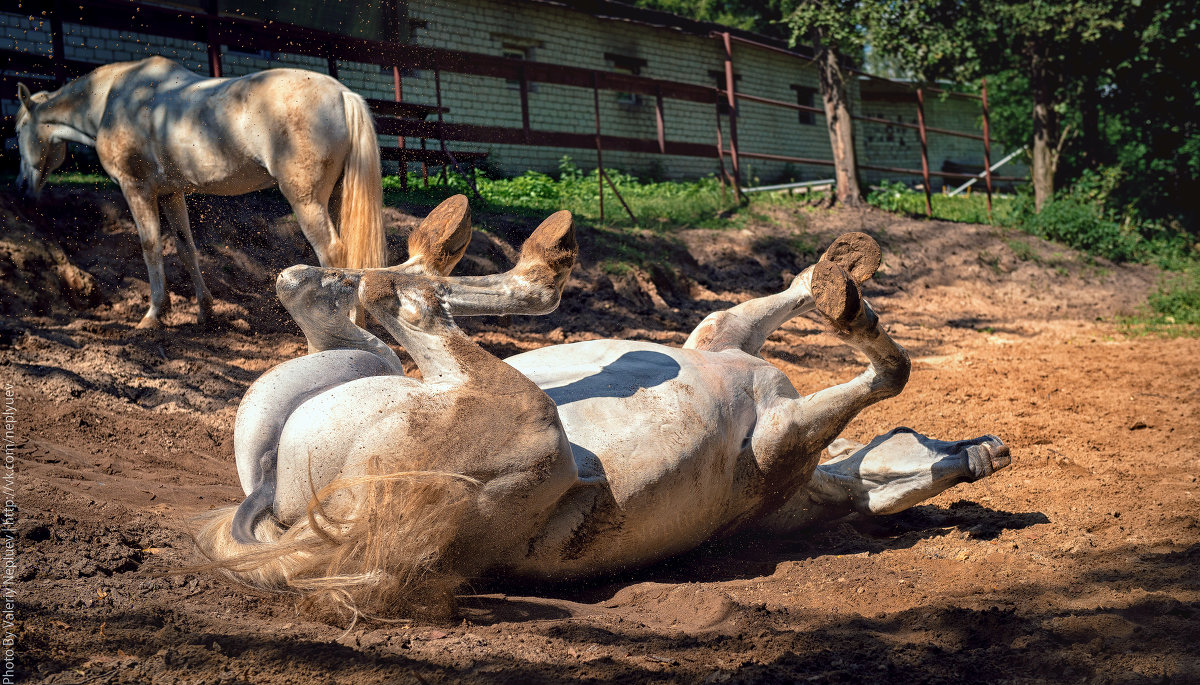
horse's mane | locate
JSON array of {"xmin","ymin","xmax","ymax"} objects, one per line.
[{"xmin": 15, "ymin": 58, "xmax": 151, "ymax": 130}]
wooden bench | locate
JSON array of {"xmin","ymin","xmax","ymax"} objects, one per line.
[
  {"xmin": 379, "ymin": 147, "xmax": 490, "ymax": 191},
  {"xmin": 366, "ymin": 98, "xmax": 489, "ymax": 194}
]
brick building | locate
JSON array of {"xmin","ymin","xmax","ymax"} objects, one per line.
[{"xmin": 1, "ymin": 0, "xmax": 1022, "ymax": 187}]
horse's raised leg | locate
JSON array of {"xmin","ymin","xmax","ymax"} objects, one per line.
[
  {"xmin": 427, "ymin": 210, "xmax": 577, "ymax": 317},
  {"xmin": 121, "ymin": 186, "xmax": 171, "ymax": 328},
  {"xmin": 744, "ymin": 262, "xmax": 1010, "ymax": 532},
  {"xmin": 684, "ymin": 232, "xmax": 882, "ymax": 354},
  {"xmin": 399, "ymin": 194, "xmax": 473, "ymax": 277},
  {"xmin": 229, "ymin": 266, "xmax": 402, "ymax": 545},
  {"xmin": 745, "ymin": 261, "xmax": 911, "ymax": 504},
  {"xmin": 161, "ymin": 193, "xmax": 214, "ymax": 325},
  {"xmin": 280, "ymin": 208, "xmax": 577, "ymax": 320}
]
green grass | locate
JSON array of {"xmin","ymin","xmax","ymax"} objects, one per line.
[
  {"xmin": 867, "ymin": 181, "xmax": 1018, "ymax": 225},
  {"xmin": 44, "ymin": 172, "xmax": 115, "ymax": 188},
  {"xmin": 383, "ymin": 157, "xmax": 737, "ymax": 232}
]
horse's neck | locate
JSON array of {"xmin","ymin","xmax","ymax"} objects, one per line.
[{"xmin": 42, "ymin": 72, "xmax": 109, "ymax": 145}]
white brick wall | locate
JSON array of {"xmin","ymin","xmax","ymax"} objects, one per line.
[{"xmin": 2, "ymin": 3, "xmax": 1020, "ymax": 183}]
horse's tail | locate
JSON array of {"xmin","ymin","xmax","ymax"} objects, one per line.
[
  {"xmin": 192, "ymin": 467, "xmax": 479, "ymax": 621},
  {"xmin": 338, "ymin": 90, "xmax": 387, "ymax": 270}
]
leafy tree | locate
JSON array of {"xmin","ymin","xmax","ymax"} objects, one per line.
[
  {"xmin": 629, "ymin": 0, "xmax": 789, "ymax": 39},
  {"xmin": 865, "ymin": 0, "xmax": 1129, "ymax": 212},
  {"xmin": 782, "ymin": 0, "xmax": 870, "ymax": 206}
]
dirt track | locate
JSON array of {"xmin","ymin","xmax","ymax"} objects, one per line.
[{"xmin": 3, "ymin": 187, "xmax": 1198, "ymax": 683}]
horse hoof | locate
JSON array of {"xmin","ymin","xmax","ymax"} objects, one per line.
[
  {"xmin": 821, "ymin": 232, "xmax": 881, "ymax": 285},
  {"xmin": 810, "ymin": 260, "xmax": 861, "ymax": 328},
  {"xmin": 136, "ymin": 315, "xmax": 163, "ymax": 330},
  {"xmin": 407, "ymin": 194, "xmax": 473, "ymax": 276},
  {"xmin": 516, "ymin": 210, "xmax": 577, "ymax": 290}
]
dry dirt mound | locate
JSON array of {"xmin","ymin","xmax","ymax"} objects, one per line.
[{"xmin": 3, "ymin": 187, "xmax": 1197, "ymax": 683}]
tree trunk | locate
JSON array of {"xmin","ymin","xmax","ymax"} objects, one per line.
[
  {"xmin": 1030, "ymin": 48, "xmax": 1058, "ymax": 212},
  {"xmin": 816, "ymin": 42, "xmax": 864, "ymax": 207}
]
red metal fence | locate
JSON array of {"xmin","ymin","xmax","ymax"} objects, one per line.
[{"xmin": 3, "ymin": 0, "xmax": 1024, "ymax": 222}]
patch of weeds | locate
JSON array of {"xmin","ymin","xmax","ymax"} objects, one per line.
[
  {"xmin": 783, "ymin": 232, "xmax": 818, "ymax": 255},
  {"xmin": 599, "ymin": 259, "xmax": 633, "ymax": 276},
  {"xmin": 1117, "ymin": 263, "xmax": 1200, "ymax": 336},
  {"xmin": 1118, "ymin": 317, "xmax": 1200, "ymax": 338},
  {"xmin": 1006, "ymin": 238, "xmax": 1039, "ymax": 263},
  {"xmin": 867, "ymin": 181, "xmax": 1017, "ymax": 224},
  {"xmin": 1146, "ymin": 263, "xmax": 1200, "ymax": 325},
  {"xmin": 977, "ymin": 250, "xmax": 1004, "ymax": 275}
]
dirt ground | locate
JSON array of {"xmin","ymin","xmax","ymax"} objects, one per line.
[{"xmin": 3, "ymin": 186, "xmax": 1198, "ymax": 684}]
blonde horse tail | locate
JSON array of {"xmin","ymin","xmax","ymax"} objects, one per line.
[
  {"xmin": 192, "ymin": 468, "xmax": 479, "ymax": 621},
  {"xmin": 338, "ymin": 90, "xmax": 386, "ymax": 269}
]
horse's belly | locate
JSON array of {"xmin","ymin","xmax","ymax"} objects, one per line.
[
  {"xmin": 165, "ymin": 151, "xmax": 274, "ymax": 195},
  {"xmin": 505, "ymin": 341, "xmax": 763, "ymax": 572}
]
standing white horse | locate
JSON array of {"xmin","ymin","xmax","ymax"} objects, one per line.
[{"xmin": 14, "ymin": 56, "xmax": 386, "ymax": 328}]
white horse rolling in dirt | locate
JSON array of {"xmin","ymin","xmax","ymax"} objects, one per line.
[
  {"xmin": 14, "ymin": 56, "xmax": 386, "ymax": 328},
  {"xmin": 197, "ymin": 197, "xmax": 1011, "ymax": 618}
]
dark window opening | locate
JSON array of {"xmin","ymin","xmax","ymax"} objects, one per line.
[
  {"xmin": 791, "ymin": 85, "xmax": 818, "ymax": 125},
  {"xmin": 709, "ymin": 69, "xmax": 741, "ymax": 115},
  {"xmin": 606, "ymin": 53, "xmax": 647, "ymax": 107},
  {"xmin": 503, "ymin": 44, "xmax": 529, "ymax": 90}
]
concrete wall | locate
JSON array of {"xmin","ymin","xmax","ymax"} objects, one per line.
[{"xmin": 2, "ymin": 2, "xmax": 1019, "ymax": 185}]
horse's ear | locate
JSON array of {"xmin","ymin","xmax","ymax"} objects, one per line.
[{"xmin": 16, "ymin": 83, "xmax": 35, "ymax": 111}]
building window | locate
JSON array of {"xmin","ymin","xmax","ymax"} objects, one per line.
[
  {"xmin": 605, "ymin": 53, "xmax": 647, "ymax": 107},
  {"xmin": 502, "ymin": 43, "xmax": 529, "ymax": 89},
  {"xmin": 791, "ymin": 85, "xmax": 818, "ymax": 125},
  {"xmin": 709, "ymin": 69, "xmax": 741, "ymax": 114},
  {"xmin": 492, "ymin": 34, "xmax": 541, "ymax": 90},
  {"xmin": 382, "ymin": 20, "xmax": 428, "ymax": 79}
]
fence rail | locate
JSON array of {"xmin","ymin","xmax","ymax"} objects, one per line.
[{"xmin": 3, "ymin": 0, "xmax": 1024, "ymax": 221}]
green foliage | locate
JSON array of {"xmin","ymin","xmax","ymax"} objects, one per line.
[
  {"xmin": 866, "ymin": 181, "xmax": 1017, "ymax": 225},
  {"xmin": 1013, "ymin": 194, "xmax": 1138, "ymax": 263},
  {"xmin": 44, "ymin": 172, "xmax": 114, "ymax": 188},
  {"xmin": 382, "ymin": 157, "xmax": 737, "ymax": 230},
  {"xmin": 1146, "ymin": 263, "xmax": 1200, "ymax": 326},
  {"xmin": 628, "ymin": 0, "xmax": 791, "ymax": 40},
  {"xmin": 782, "ymin": 0, "xmax": 869, "ymax": 54},
  {"xmin": 865, "ymin": 0, "xmax": 1199, "ymax": 234}
]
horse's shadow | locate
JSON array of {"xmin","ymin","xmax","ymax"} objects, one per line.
[{"xmin": 458, "ymin": 502, "xmax": 1049, "ymax": 624}]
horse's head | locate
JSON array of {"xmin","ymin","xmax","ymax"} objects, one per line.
[{"xmin": 15, "ymin": 83, "xmax": 66, "ymax": 199}]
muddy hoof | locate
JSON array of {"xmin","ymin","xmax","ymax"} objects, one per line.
[
  {"xmin": 810, "ymin": 260, "xmax": 861, "ymax": 328},
  {"xmin": 136, "ymin": 313, "xmax": 165, "ymax": 330},
  {"xmin": 966, "ymin": 437, "xmax": 1011, "ymax": 481},
  {"xmin": 407, "ymin": 194, "xmax": 473, "ymax": 276},
  {"xmin": 820, "ymin": 232, "xmax": 882, "ymax": 284},
  {"xmin": 516, "ymin": 210, "xmax": 578, "ymax": 290}
]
